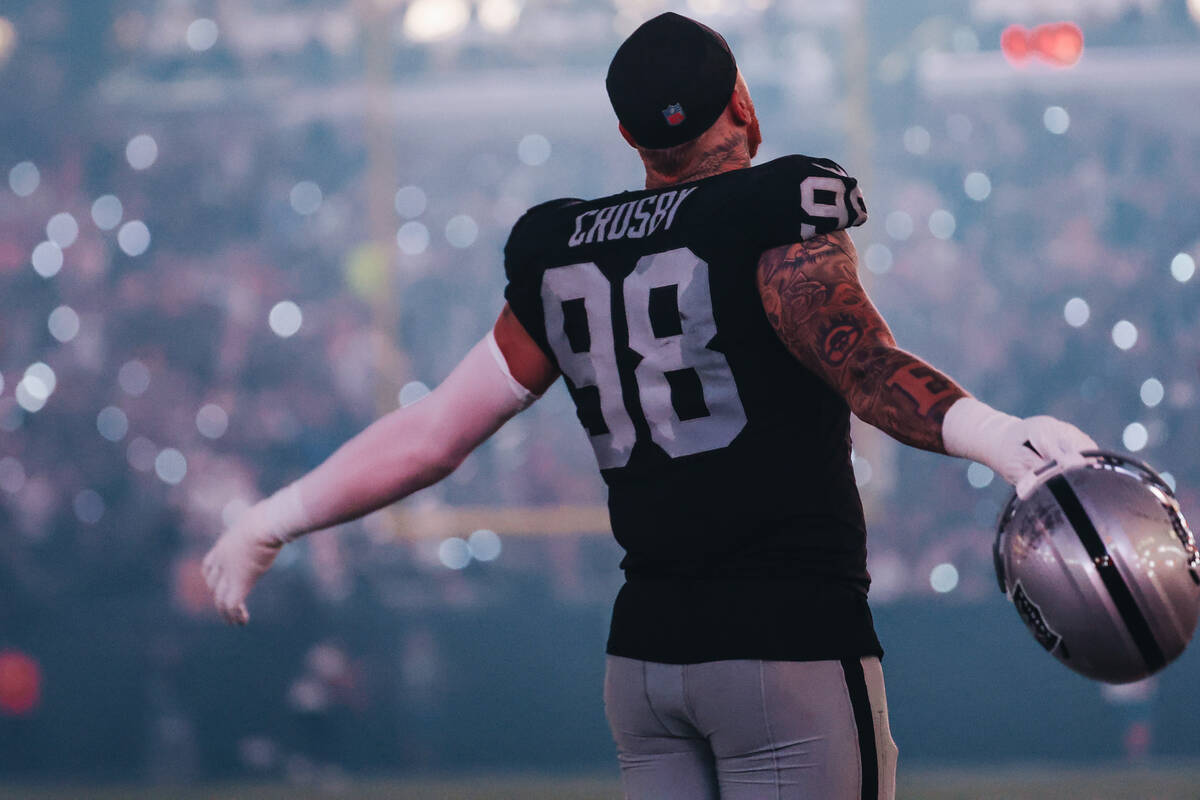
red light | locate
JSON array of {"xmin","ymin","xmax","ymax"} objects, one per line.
[
  {"xmin": 0, "ymin": 649, "xmax": 42, "ymax": 717},
  {"xmin": 1001, "ymin": 22, "xmax": 1084, "ymax": 68},
  {"xmin": 1001, "ymin": 25, "xmax": 1032, "ymax": 64}
]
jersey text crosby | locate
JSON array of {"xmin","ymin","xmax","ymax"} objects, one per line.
[{"xmin": 568, "ymin": 187, "xmax": 697, "ymax": 247}]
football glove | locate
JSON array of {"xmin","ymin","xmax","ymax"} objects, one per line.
[{"xmin": 942, "ymin": 397, "xmax": 1098, "ymax": 499}]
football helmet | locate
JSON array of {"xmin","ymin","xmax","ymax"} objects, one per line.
[{"xmin": 994, "ymin": 451, "xmax": 1200, "ymax": 683}]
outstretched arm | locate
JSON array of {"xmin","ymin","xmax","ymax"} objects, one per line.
[
  {"xmin": 756, "ymin": 231, "xmax": 1096, "ymax": 483},
  {"xmin": 288, "ymin": 305, "xmax": 557, "ymax": 533},
  {"xmin": 203, "ymin": 305, "xmax": 559, "ymax": 624}
]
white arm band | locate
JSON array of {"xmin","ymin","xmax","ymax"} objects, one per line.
[
  {"xmin": 261, "ymin": 331, "xmax": 541, "ymax": 541},
  {"xmin": 941, "ymin": 396, "xmax": 1020, "ymax": 466},
  {"xmin": 485, "ymin": 330, "xmax": 536, "ymax": 410},
  {"xmin": 257, "ymin": 482, "xmax": 312, "ymax": 544}
]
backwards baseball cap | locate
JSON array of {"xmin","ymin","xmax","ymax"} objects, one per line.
[{"xmin": 605, "ymin": 12, "xmax": 738, "ymax": 150}]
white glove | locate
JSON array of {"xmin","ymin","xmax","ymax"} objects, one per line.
[
  {"xmin": 200, "ymin": 330, "xmax": 535, "ymax": 625},
  {"xmin": 202, "ymin": 483, "xmax": 310, "ymax": 625},
  {"xmin": 942, "ymin": 397, "xmax": 1098, "ymax": 499}
]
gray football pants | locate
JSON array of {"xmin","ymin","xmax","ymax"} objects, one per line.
[{"xmin": 604, "ymin": 656, "xmax": 897, "ymax": 800}]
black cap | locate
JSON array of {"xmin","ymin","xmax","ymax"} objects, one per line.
[{"xmin": 605, "ymin": 12, "xmax": 738, "ymax": 150}]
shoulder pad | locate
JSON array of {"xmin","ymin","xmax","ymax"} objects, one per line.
[
  {"xmin": 759, "ymin": 154, "xmax": 868, "ymax": 241},
  {"xmin": 768, "ymin": 153, "xmax": 851, "ymax": 179},
  {"xmin": 504, "ymin": 197, "xmax": 584, "ymax": 263}
]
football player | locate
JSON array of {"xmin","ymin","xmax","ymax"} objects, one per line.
[{"xmin": 204, "ymin": 12, "xmax": 1097, "ymax": 799}]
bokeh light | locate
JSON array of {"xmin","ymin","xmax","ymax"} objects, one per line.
[
  {"xmin": 23, "ymin": 363, "xmax": 56, "ymax": 399},
  {"xmin": 125, "ymin": 134, "xmax": 159, "ymax": 170},
  {"xmin": 1063, "ymin": 297, "xmax": 1090, "ymax": 327},
  {"xmin": 399, "ymin": 381, "xmax": 431, "ymax": 407},
  {"xmin": 1111, "ymin": 320, "xmax": 1138, "ymax": 350},
  {"xmin": 930, "ymin": 563, "xmax": 959, "ymax": 593},
  {"xmin": 864, "ymin": 243, "xmax": 893, "ymax": 275},
  {"xmin": 928, "ymin": 209, "xmax": 956, "ymax": 239},
  {"xmin": 31, "ymin": 241, "xmax": 63, "ymax": 278},
  {"xmin": 73, "ymin": 490, "xmax": 105, "ymax": 524},
  {"xmin": 118, "ymin": 360, "xmax": 151, "ymax": 396},
  {"xmin": 1140, "ymin": 378, "xmax": 1164, "ymax": 408},
  {"xmin": 852, "ymin": 454, "xmax": 872, "ymax": 487},
  {"xmin": 518, "ymin": 134, "xmax": 551, "ymax": 166},
  {"xmin": 186, "ymin": 18, "xmax": 219, "ymax": 52},
  {"xmin": 15, "ymin": 386, "xmax": 46, "ymax": 412},
  {"xmin": 397, "ymin": 221, "xmax": 430, "ymax": 255},
  {"xmin": 438, "ymin": 537, "xmax": 472, "ymax": 569},
  {"xmin": 8, "ymin": 161, "xmax": 39, "ymax": 197},
  {"xmin": 289, "ymin": 181, "xmax": 323, "ymax": 215},
  {"xmin": 1, "ymin": 2, "xmax": 1198, "ymax": 776},
  {"xmin": 394, "ymin": 186, "xmax": 427, "ymax": 218},
  {"xmin": 963, "ymin": 171, "xmax": 991, "ymax": 202},
  {"xmin": 117, "ymin": 220, "xmax": 151, "ymax": 256},
  {"xmin": 0, "ymin": 650, "xmax": 41, "ymax": 717},
  {"xmin": 1043, "ymin": 106, "xmax": 1070, "ymax": 134},
  {"xmin": 885, "ymin": 211, "xmax": 913, "ymax": 240},
  {"xmin": 127, "ymin": 437, "xmax": 157, "ymax": 472},
  {"xmin": 1122, "ymin": 422, "xmax": 1148, "ymax": 452},
  {"xmin": 403, "ymin": 0, "xmax": 470, "ymax": 42},
  {"xmin": 15, "ymin": 376, "xmax": 48, "ymax": 413},
  {"xmin": 967, "ymin": 462, "xmax": 994, "ymax": 488},
  {"xmin": 47, "ymin": 306, "xmax": 80, "ymax": 343},
  {"xmin": 269, "ymin": 301, "xmax": 303, "ymax": 338},
  {"xmin": 46, "ymin": 212, "xmax": 79, "ymax": 248},
  {"xmin": 0, "ymin": 457, "xmax": 25, "ymax": 494},
  {"xmin": 1171, "ymin": 253, "xmax": 1195, "ymax": 283},
  {"xmin": 196, "ymin": 404, "xmax": 229, "ymax": 439},
  {"xmin": 478, "ymin": 0, "xmax": 521, "ymax": 33},
  {"xmin": 445, "ymin": 214, "xmax": 478, "ymax": 248},
  {"xmin": 155, "ymin": 448, "xmax": 188, "ymax": 485},
  {"xmin": 20, "ymin": 378, "xmax": 48, "ymax": 405},
  {"xmin": 903, "ymin": 125, "xmax": 931, "ymax": 155},
  {"xmin": 91, "ymin": 195, "xmax": 123, "ymax": 230},
  {"xmin": 97, "ymin": 406, "xmax": 129, "ymax": 442},
  {"xmin": 1161, "ymin": 472, "xmax": 1177, "ymax": 492},
  {"xmin": 468, "ymin": 529, "xmax": 502, "ymax": 561}
]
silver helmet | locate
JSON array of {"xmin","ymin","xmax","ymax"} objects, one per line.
[{"xmin": 994, "ymin": 451, "xmax": 1200, "ymax": 684}]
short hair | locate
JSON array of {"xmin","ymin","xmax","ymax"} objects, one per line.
[{"xmin": 636, "ymin": 138, "xmax": 705, "ymax": 178}]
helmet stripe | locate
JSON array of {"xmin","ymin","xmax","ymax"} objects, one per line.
[{"xmin": 1046, "ymin": 475, "xmax": 1167, "ymax": 674}]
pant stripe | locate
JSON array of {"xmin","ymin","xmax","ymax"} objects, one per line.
[{"xmin": 841, "ymin": 657, "xmax": 878, "ymax": 800}]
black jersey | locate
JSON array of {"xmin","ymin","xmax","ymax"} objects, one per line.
[{"xmin": 503, "ymin": 155, "xmax": 883, "ymax": 663}]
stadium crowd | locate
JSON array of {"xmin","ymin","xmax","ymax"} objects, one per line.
[{"xmin": 1, "ymin": 0, "xmax": 1197, "ymax": 781}]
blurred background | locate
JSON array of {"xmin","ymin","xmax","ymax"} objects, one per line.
[{"xmin": 1, "ymin": 0, "xmax": 1199, "ymax": 796}]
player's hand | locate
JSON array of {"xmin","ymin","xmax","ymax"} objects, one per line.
[
  {"xmin": 1000, "ymin": 415, "xmax": 1098, "ymax": 498},
  {"xmin": 201, "ymin": 502, "xmax": 287, "ymax": 625},
  {"xmin": 943, "ymin": 398, "xmax": 1098, "ymax": 499}
]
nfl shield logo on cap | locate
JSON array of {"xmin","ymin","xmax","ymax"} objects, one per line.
[{"xmin": 662, "ymin": 103, "xmax": 686, "ymax": 126}]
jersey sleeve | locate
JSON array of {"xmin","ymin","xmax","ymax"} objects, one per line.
[
  {"xmin": 756, "ymin": 155, "xmax": 869, "ymax": 249},
  {"xmin": 502, "ymin": 198, "xmax": 582, "ymax": 367}
]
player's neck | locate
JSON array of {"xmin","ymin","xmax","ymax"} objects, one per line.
[{"xmin": 643, "ymin": 131, "xmax": 751, "ymax": 189}]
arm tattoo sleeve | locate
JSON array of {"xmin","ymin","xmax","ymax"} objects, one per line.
[{"xmin": 756, "ymin": 230, "xmax": 966, "ymax": 453}]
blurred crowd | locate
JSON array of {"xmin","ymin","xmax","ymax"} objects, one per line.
[{"xmin": 1, "ymin": 0, "xmax": 1197, "ymax": 780}]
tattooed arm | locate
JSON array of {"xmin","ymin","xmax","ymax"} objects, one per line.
[{"xmin": 755, "ymin": 230, "xmax": 966, "ymax": 453}]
